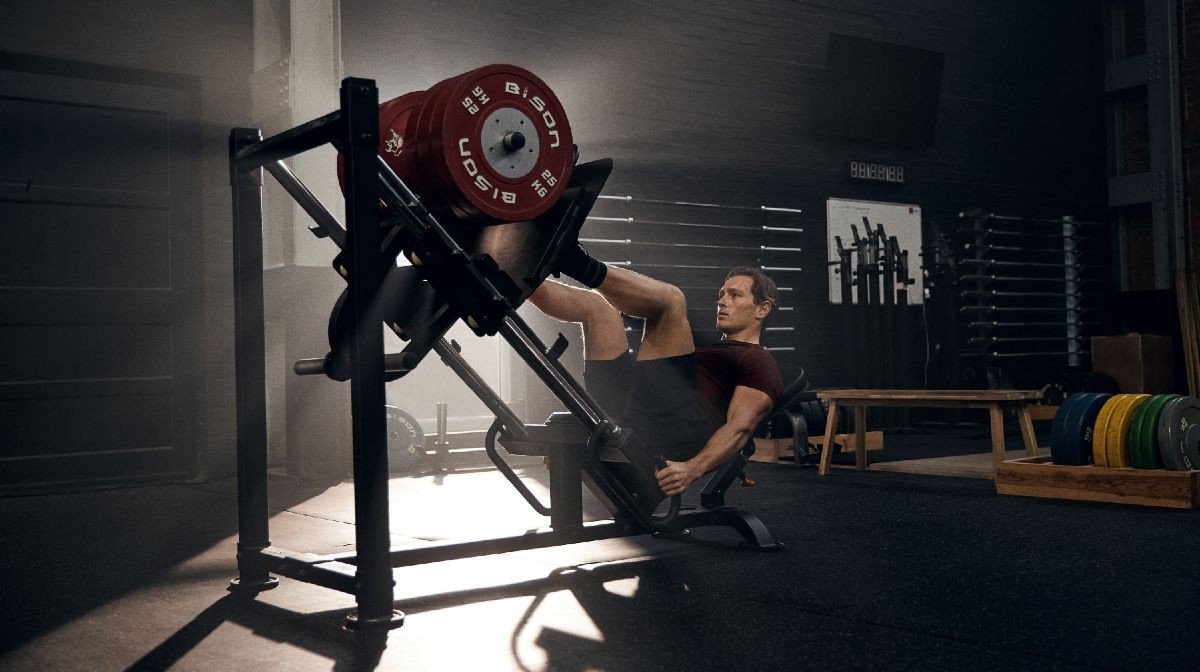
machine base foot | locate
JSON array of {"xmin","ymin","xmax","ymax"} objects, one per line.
[
  {"xmin": 227, "ymin": 576, "xmax": 280, "ymax": 594},
  {"xmin": 345, "ymin": 609, "xmax": 406, "ymax": 631}
]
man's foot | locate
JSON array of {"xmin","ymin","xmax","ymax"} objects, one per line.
[
  {"xmin": 557, "ymin": 243, "xmax": 607, "ymax": 288},
  {"xmin": 537, "ymin": 159, "xmax": 613, "ymax": 288},
  {"xmin": 542, "ymin": 183, "xmax": 606, "ymax": 288}
]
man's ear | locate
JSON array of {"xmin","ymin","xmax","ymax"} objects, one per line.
[{"xmin": 756, "ymin": 302, "xmax": 771, "ymax": 319}]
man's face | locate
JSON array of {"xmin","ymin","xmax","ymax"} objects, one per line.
[{"xmin": 716, "ymin": 275, "xmax": 764, "ymax": 335}]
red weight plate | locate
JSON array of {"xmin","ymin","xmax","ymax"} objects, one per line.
[
  {"xmin": 447, "ymin": 66, "xmax": 573, "ymax": 221},
  {"xmin": 406, "ymin": 72, "xmax": 470, "ymax": 217},
  {"xmin": 336, "ymin": 90, "xmax": 426, "ymax": 207},
  {"xmin": 428, "ymin": 72, "xmax": 493, "ymax": 223},
  {"xmin": 424, "ymin": 64, "xmax": 574, "ymax": 222},
  {"xmin": 401, "ymin": 79, "xmax": 443, "ymax": 206},
  {"xmin": 376, "ymin": 91, "xmax": 427, "ymax": 193}
]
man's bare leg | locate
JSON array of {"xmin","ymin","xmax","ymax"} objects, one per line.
[
  {"xmin": 531, "ymin": 268, "xmax": 693, "ymax": 361},
  {"xmin": 553, "ymin": 233, "xmax": 693, "ymax": 360},
  {"xmin": 550, "ymin": 243, "xmax": 698, "ymax": 494},
  {"xmin": 593, "ymin": 266, "xmax": 693, "ymax": 361},
  {"xmin": 528, "ymin": 280, "xmax": 627, "ymax": 360}
]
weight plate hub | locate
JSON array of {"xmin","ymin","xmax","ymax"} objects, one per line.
[
  {"xmin": 481, "ymin": 106, "xmax": 540, "ymax": 178},
  {"xmin": 1042, "ymin": 382, "xmax": 1067, "ymax": 407},
  {"xmin": 408, "ymin": 64, "xmax": 574, "ymax": 223},
  {"xmin": 1158, "ymin": 396, "xmax": 1200, "ymax": 472},
  {"xmin": 386, "ymin": 405, "xmax": 426, "ymax": 472}
]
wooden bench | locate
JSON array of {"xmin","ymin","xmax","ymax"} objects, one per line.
[{"xmin": 816, "ymin": 389, "xmax": 1045, "ymax": 477}]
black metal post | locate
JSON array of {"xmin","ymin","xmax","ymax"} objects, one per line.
[
  {"xmin": 897, "ymin": 249, "xmax": 911, "ymax": 426},
  {"xmin": 232, "ymin": 108, "xmax": 342, "ymax": 169},
  {"xmin": 341, "ymin": 78, "xmax": 403, "ymax": 630},
  {"xmin": 433, "ymin": 339, "xmax": 527, "ymax": 438},
  {"xmin": 264, "ymin": 160, "xmax": 347, "ymax": 249},
  {"xmin": 838, "ymin": 241, "xmax": 854, "ymax": 390},
  {"xmin": 881, "ymin": 234, "xmax": 896, "ymax": 425},
  {"xmin": 548, "ymin": 443, "xmax": 584, "ymax": 530},
  {"xmin": 498, "ymin": 313, "xmax": 606, "ymax": 431},
  {"xmin": 228, "ymin": 128, "xmax": 278, "ymax": 594},
  {"xmin": 854, "ymin": 236, "xmax": 870, "ymax": 389},
  {"xmin": 867, "ymin": 229, "xmax": 881, "ymax": 397}
]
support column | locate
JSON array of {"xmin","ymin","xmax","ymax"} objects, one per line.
[
  {"xmin": 228, "ymin": 128, "xmax": 278, "ymax": 594},
  {"xmin": 342, "ymin": 78, "xmax": 403, "ymax": 629},
  {"xmin": 251, "ymin": 0, "xmax": 351, "ymax": 479}
]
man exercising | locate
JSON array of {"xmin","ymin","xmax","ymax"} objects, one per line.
[{"xmin": 533, "ymin": 245, "xmax": 783, "ymax": 497}]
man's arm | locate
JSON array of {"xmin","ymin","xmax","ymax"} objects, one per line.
[{"xmin": 655, "ymin": 385, "xmax": 774, "ymax": 496}]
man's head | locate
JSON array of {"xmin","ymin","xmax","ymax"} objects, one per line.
[{"xmin": 715, "ymin": 266, "xmax": 778, "ymax": 341}]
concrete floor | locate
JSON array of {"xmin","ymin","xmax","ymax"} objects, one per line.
[{"xmin": 3, "ymin": 441, "xmax": 1200, "ymax": 671}]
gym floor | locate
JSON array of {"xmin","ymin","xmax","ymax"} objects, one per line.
[{"xmin": 2, "ymin": 428, "xmax": 1198, "ymax": 671}]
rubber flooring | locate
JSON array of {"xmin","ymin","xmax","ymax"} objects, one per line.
[{"xmin": 1, "ymin": 429, "xmax": 1198, "ymax": 671}]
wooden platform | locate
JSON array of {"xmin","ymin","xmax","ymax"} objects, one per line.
[
  {"xmin": 870, "ymin": 450, "xmax": 1031, "ymax": 480},
  {"xmin": 996, "ymin": 455, "xmax": 1200, "ymax": 509}
]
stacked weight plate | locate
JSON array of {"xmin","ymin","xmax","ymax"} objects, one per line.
[
  {"xmin": 1049, "ymin": 392, "xmax": 1111, "ymax": 465},
  {"xmin": 385, "ymin": 405, "xmax": 426, "ymax": 472},
  {"xmin": 1094, "ymin": 394, "xmax": 1149, "ymax": 468},
  {"xmin": 1127, "ymin": 394, "xmax": 1178, "ymax": 469},
  {"xmin": 1049, "ymin": 392, "xmax": 1200, "ymax": 471},
  {"xmin": 337, "ymin": 63, "xmax": 575, "ymax": 224},
  {"xmin": 799, "ymin": 400, "xmax": 826, "ymax": 437},
  {"xmin": 1158, "ymin": 396, "xmax": 1200, "ymax": 470},
  {"xmin": 336, "ymin": 90, "xmax": 427, "ymax": 208}
]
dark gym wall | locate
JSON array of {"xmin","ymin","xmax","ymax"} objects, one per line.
[
  {"xmin": 342, "ymin": 0, "xmax": 1106, "ymax": 387},
  {"xmin": 0, "ymin": 0, "xmax": 254, "ymax": 486},
  {"xmin": 0, "ymin": 1, "xmax": 1107, "ymax": 490},
  {"xmin": 1183, "ymin": 2, "xmax": 1200, "ymax": 272}
]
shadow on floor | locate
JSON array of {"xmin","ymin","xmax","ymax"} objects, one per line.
[
  {"xmin": 124, "ymin": 593, "xmax": 388, "ymax": 672},
  {"xmin": 123, "ymin": 553, "xmax": 769, "ymax": 672},
  {"xmin": 0, "ymin": 474, "xmax": 341, "ymax": 657}
]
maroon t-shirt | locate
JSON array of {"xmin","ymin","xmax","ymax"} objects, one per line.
[{"xmin": 694, "ymin": 340, "xmax": 784, "ymax": 428}]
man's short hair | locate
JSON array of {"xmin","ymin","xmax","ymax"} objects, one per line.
[{"xmin": 726, "ymin": 266, "xmax": 778, "ymax": 317}]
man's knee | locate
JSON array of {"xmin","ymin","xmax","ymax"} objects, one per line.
[
  {"xmin": 636, "ymin": 283, "xmax": 694, "ymax": 359},
  {"xmin": 658, "ymin": 284, "xmax": 688, "ymax": 322}
]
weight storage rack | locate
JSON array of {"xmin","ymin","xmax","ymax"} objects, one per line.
[
  {"xmin": 954, "ymin": 210, "xmax": 1105, "ymax": 386},
  {"xmin": 996, "ymin": 455, "xmax": 1200, "ymax": 509},
  {"xmin": 227, "ymin": 78, "xmax": 779, "ymax": 630}
]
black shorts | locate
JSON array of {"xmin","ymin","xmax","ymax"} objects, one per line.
[{"xmin": 584, "ymin": 352, "xmax": 714, "ymax": 462}]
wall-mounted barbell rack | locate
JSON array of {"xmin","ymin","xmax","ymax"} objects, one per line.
[{"xmin": 953, "ymin": 209, "xmax": 1105, "ymax": 387}]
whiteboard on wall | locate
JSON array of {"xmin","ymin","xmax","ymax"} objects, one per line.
[{"xmin": 826, "ymin": 198, "xmax": 923, "ymax": 305}]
